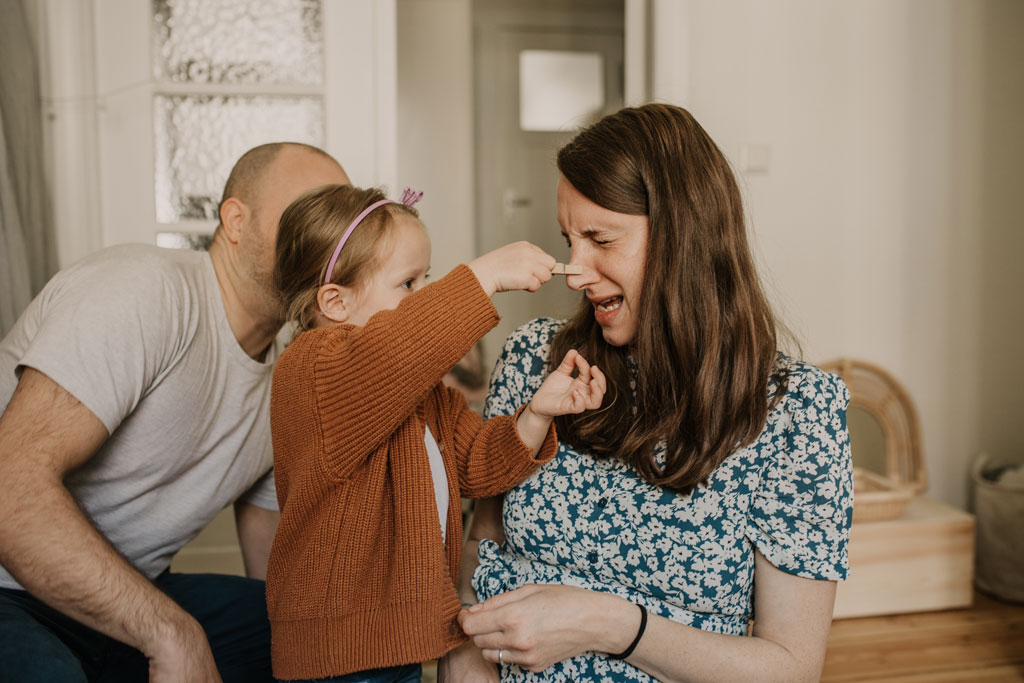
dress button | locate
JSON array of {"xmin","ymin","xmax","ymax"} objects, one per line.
[
  {"xmin": 587, "ymin": 551, "xmax": 598, "ymax": 563},
  {"xmin": 597, "ymin": 497, "xmax": 608, "ymax": 508}
]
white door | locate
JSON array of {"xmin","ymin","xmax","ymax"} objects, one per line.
[
  {"xmin": 474, "ymin": 1, "xmax": 625, "ymax": 364},
  {"xmin": 41, "ymin": 0, "xmax": 397, "ymax": 267}
]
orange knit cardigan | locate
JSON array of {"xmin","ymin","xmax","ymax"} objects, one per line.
[{"xmin": 267, "ymin": 265, "xmax": 557, "ymax": 679}]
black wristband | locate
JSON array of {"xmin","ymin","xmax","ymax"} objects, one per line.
[{"xmin": 608, "ymin": 603, "xmax": 647, "ymax": 660}]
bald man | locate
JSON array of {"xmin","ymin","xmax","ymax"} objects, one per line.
[{"xmin": 0, "ymin": 143, "xmax": 350, "ymax": 682}]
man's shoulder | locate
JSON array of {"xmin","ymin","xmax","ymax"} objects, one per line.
[
  {"xmin": 56, "ymin": 244, "xmax": 211, "ymax": 310},
  {"xmin": 35, "ymin": 244, "xmax": 215, "ymax": 360},
  {"xmin": 67, "ymin": 243, "xmax": 205, "ymax": 281}
]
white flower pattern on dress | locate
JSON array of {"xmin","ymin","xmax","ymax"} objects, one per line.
[{"xmin": 473, "ymin": 318, "xmax": 853, "ymax": 682}]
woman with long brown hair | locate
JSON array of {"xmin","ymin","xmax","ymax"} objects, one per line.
[{"xmin": 442, "ymin": 104, "xmax": 853, "ymax": 682}]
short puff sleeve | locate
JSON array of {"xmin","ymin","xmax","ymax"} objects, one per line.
[{"xmin": 746, "ymin": 367, "xmax": 853, "ymax": 580}]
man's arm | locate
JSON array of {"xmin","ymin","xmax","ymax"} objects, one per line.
[
  {"xmin": 0, "ymin": 368, "xmax": 220, "ymax": 682},
  {"xmin": 234, "ymin": 501, "xmax": 280, "ymax": 581}
]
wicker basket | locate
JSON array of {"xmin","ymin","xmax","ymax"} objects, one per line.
[
  {"xmin": 822, "ymin": 359, "xmax": 926, "ymax": 524},
  {"xmin": 852, "ymin": 467, "xmax": 916, "ymax": 523}
]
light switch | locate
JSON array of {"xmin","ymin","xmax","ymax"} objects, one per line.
[{"xmin": 739, "ymin": 144, "xmax": 771, "ymax": 173}]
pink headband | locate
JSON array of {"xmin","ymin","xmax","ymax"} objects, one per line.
[{"xmin": 323, "ymin": 188, "xmax": 424, "ymax": 285}]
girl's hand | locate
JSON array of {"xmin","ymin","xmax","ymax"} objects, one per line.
[
  {"xmin": 468, "ymin": 242, "xmax": 556, "ymax": 296},
  {"xmin": 529, "ymin": 349, "xmax": 606, "ymax": 419},
  {"xmin": 458, "ymin": 584, "xmax": 636, "ymax": 674}
]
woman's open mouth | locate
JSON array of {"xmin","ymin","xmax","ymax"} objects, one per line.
[{"xmin": 595, "ymin": 296, "xmax": 622, "ymax": 313}]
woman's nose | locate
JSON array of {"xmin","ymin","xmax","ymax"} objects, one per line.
[{"xmin": 564, "ymin": 257, "xmax": 597, "ymax": 291}]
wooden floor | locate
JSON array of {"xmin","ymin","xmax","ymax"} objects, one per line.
[{"xmin": 823, "ymin": 591, "xmax": 1024, "ymax": 682}]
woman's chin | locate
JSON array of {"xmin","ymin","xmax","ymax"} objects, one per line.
[{"xmin": 599, "ymin": 324, "xmax": 634, "ymax": 347}]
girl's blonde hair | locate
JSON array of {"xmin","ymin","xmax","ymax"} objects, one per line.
[{"xmin": 274, "ymin": 184, "xmax": 420, "ymax": 332}]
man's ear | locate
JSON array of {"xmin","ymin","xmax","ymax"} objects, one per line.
[
  {"xmin": 219, "ymin": 197, "xmax": 248, "ymax": 245},
  {"xmin": 316, "ymin": 284, "xmax": 354, "ymax": 324}
]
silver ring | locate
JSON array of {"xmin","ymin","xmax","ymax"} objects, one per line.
[{"xmin": 498, "ymin": 648, "xmax": 504, "ymax": 665}]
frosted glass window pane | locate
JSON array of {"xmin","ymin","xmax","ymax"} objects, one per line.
[
  {"xmin": 519, "ymin": 50, "xmax": 604, "ymax": 132},
  {"xmin": 154, "ymin": 94, "xmax": 324, "ymax": 223},
  {"xmin": 152, "ymin": 0, "xmax": 323, "ymax": 85}
]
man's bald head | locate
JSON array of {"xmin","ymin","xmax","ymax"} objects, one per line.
[
  {"xmin": 218, "ymin": 142, "xmax": 341, "ymax": 223},
  {"xmin": 211, "ymin": 142, "xmax": 349, "ymax": 322}
]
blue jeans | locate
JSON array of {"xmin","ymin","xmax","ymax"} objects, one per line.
[
  {"xmin": 0, "ymin": 571, "xmax": 272, "ymax": 683},
  {"xmin": 285, "ymin": 663, "xmax": 422, "ymax": 683}
]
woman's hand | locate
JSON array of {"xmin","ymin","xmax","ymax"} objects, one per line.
[
  {"xmin": 458, "ymin": 584, "xmax": 635, "ymax": 674},
  {"xmin": 529, "ymin": 349, "xmax": 606, "ymax": 419},
  {"xmin": 438, "ymin": 639, "xmax": 500, "ymax": 683}
]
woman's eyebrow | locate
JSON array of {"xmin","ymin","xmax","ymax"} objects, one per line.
[{"xmin": 562, "ymin": 226, "xmax": 607, "ymax": 239}]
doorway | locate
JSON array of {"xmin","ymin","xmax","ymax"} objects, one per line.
[{"xmin": 473, "ymin": 0, "xmax": 626, "ymax": 366}]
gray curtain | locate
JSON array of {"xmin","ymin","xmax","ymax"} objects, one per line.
[
  {"xmin": 0, "ymin": 116, "xmax": 32, "ymax": 335},
  {"xmin": 0, "ymin": 0, "xmax": 56, "ymax": 336}
]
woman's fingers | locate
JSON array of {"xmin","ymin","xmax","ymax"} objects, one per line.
[
  {"xmin": 471, "ymin": 632, "xmax": 506, "ymax": 650},
  {"xmin": 459, "ymin": 608, "xmax": 502, "ymax": 637},
  {"xmin": 538, "ymin": 352, "xmax": 606, "ymax": 416},
  {"xmin": 571, "ymin": 362, "xmax": 605, "ymax": 412},
  {"xmin": 573, "ymin": 351, "xmax": 592, "ymax": 384},
  {"xmin": 470, "ymin": 583, "xmax": 542, "ymax": 612},
  {"xmin": 588, "ymin": 365, "xmax": 606, "ymax": 408},
  {"xmin": 570, "ymin": 389, "xmax": 585, "ymax": 413},
  {"xmin": 461, "ymin": 587, "xmax": 541, "ymax": 639},
  {"xmin": 480, "ymin": 646, "xmax": 527, "ymax": 667},
  {"xmin": 554, "ymin": 349, "xmax": 579, "ymax": 377},
  {"xmin": 596, "ymin": 365, "xmax": 607, "ymax": 392}
]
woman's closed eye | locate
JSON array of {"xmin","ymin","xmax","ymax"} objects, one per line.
[{"xmin": 562, "ymin": 228, "xmax": 613, "ymax": 250}]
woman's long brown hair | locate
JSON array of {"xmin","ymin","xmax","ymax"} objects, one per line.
[{"xmin": 551, "ymin": 104, "xmax": 786, "ymax": 495}]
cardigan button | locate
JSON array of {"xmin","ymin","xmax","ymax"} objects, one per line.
[
  {"xmin": 587, "ymin": 551, "xmax": 598, "ymax": 564},
  {"xmin": 597, "ymin": 497, "xmax": 608, "ymax": 508}
]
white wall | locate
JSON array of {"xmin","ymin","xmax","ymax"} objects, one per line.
[
  {"xmin": 396, "ymin": 0, "xmax": 1024, "ymax": 508},
  {"xmin": 396, "ymin": 0, "xmax": 476, "ymax": 278},
  {"xmin": 652, "ymin": 0, "xmax": 1024, "ymax": 508}
]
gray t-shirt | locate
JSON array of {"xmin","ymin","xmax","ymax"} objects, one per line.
[{"xmin": 0, "ymin": 244, "xmax": 278, "ymax": 590}]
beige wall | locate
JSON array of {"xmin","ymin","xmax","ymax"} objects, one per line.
[
  {"xmin": 397, "ymin": 0, "xmax": 477, "ymax": 279},
  {"xmin": 661, "ymin": 0, "xmax": 1024, "ymax": 508},
  {"xmin": 399, "ymin": 0, "xmax": 1024, "ymax": 510}
]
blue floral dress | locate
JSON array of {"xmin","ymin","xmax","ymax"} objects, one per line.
[{"xmin": 473, "ymin": 318, "xmax": 853, "ymax": 682}]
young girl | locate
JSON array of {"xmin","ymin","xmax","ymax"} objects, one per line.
[{"xmin": 267, "ymin": 184, "xmax": 607, "ymax": 682}]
